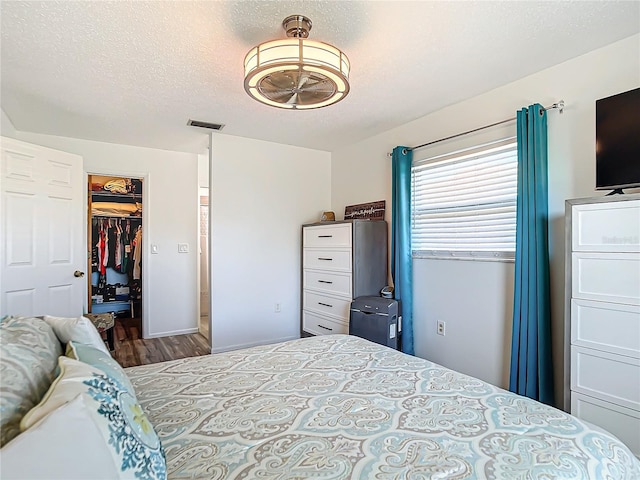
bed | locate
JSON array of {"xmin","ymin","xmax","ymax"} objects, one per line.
[
  {"xmin": 2, "ymin": 316, "xmax": 639, "ymax": 479},
  {"xmin": 125, "ymin": 334, "xmax": 640, "ymax": 479}
]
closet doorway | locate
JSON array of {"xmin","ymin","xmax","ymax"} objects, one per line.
[{"xmin": 88, "ymin": 174, "xmax": 144, "ymax": 343}]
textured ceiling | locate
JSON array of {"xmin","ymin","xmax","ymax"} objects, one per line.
[{"xmin": 1, "ymin": 1, "xmax": 639, "ymax": 154}]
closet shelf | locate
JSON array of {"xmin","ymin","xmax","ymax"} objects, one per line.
[
  {"xmin": 91, "ymin": 300, "xmax": 131, "ymax": 305},
  {"xmin": 91, "ymin": 191, "xmax": 142, "ymax": 199}
]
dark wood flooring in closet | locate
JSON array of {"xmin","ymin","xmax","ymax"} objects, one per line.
[{"xmin": 112, "ymin": 317, "xmax": 210, "ymax": 368}]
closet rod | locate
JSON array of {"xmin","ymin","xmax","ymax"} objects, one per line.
[{"xmin": 389, "ymin": 100, "xmax": 565, "ymax": 156}]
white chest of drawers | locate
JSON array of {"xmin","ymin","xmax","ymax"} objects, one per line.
[
  {"xmin": 301, "ymin": 220, "xmax": 387, "ymax": 336},
  {"xmin": 565, "ymin": 194, "xmax": 640, "ymax": 457}
]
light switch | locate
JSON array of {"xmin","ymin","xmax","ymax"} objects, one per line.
[
  {"xmin": 151, "ymin": 244, "xmax": 159, "ymax": 254},
  {"xmin": 178, "ymin": 243, "xmax": 189, "ymax": 253}
]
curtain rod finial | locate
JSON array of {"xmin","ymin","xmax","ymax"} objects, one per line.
[{"xmin": 557, "ymin": 100, "xmax": 565, "ymax": 114}]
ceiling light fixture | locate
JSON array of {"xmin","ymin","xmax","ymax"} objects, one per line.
[{"xmin": 243, "ymin": 15, "xmax": 350, "ymax": 110}]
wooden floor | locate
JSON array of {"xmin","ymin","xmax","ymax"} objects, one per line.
[{"xmin": 112, "ymin": 317, "xmax": 210, "ymax": 368}]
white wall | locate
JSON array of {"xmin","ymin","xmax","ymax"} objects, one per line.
[
  {"xmin": 210, "ymin": 134, "xmax": 331, "ymax": 353},
  {"xmin": 3, "ymin": 130, "xmax": 200, "ymax": 338},
  {"xmin": 198, "ymin": 152, "xmax": 209, "ymax": 189},
  {"xmin": 1, "ymin": 109, "xmax": 17, "ymax": 137},
  {"xmin": 331, "ymin": 34, "xmax": 640, "ymax": 406}
]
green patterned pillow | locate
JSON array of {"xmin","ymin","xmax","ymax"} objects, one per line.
[
  {"xmin": 66, "ymin": 341, "xmax": 135, "ymax": 393},
  {"xmin": 21, "ymin": 356, "xmax": 166, "ymax": 480},
  {"xmin": 0, "ymin": 315, "xmax": 62, "ymax": 446}
]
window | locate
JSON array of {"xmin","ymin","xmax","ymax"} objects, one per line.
[{"xmin": 411, "ymin": 138, "xmax": 517, "ymax": 260}]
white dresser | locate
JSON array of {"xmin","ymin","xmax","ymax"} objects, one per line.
[
  {"xmin": 301, "ymin": 220, "xmax": 387, "ymax": 337},
  {"xmin": 565, "ymin": 194, "xmax": 640, "ymax": 457}
]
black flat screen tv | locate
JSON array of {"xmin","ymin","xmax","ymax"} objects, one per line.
[{"xmin": 595, "ymin": 87, "xmax": 640, "ymax": 192}]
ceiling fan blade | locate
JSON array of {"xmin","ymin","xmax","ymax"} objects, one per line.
[
  {"xmin": 299, "ymin": 81, "xmax": 336, "ymax": 95},
  {"xmin": 265, "ymin": 72, "xmax": 296, "ymax": 90},
  {"xmin": 286, "ymin": 92, "xmax": 299, "ymax": 105},
  {"xmin": 298, "ymin": 91, "xmax": 332, "ymax": 104},
  {"xmin": 260, "ymin": 88, "xmax": 297, "ymax": 103},
  {"xmin": 297, "ymin": 73, "xmax": 310, "ymax": 90}
]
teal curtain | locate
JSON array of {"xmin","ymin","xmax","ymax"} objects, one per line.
[
  {"xmin": 509, "ymin": 104, "xmax": 554, "ymax": 405},
  {"xmin": 392, "ymin": 146, "xmax": 413, "ymax": 355}
]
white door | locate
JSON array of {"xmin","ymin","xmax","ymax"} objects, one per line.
[{"xmin": 0, "ymin": 137, "xmax": 85, "ymax": 317}]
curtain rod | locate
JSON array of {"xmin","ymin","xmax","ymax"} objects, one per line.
[{"xmin": 389, "ymin": 100, "xmax": 565, "ymax": 156}]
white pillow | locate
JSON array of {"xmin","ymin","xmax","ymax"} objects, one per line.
[
  {"xmin": 0, "ymin": 396, "xmax": 120, "ymax": 479},
  {"xmin": 20, "ymin": 357, "xmax": 166, "ymax": 480},
  {"xmin": 43, "ymin": 315, "xmax": 109, "ymax": 354}
]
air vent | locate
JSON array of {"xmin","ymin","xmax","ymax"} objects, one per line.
[{"xmin": 187, "ymin": 120, "xmax": 225, "ymax": 131}]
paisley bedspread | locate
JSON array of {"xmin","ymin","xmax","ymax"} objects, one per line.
[{"xmin": 126, "ymin": 334, "xmax": 640, "ymax": 479}]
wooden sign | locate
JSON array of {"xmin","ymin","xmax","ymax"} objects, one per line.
[{"xmin": 344, "ymin": 200, "xmax": 386, "ymax": 220}]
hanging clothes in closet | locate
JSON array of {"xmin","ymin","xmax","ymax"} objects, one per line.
[
  {"xmin": 93, "ymin": 219, "xmax": 141, "ymax": 276},
  {"xmin": 132, "ymin": 225, "xmax": 142, "ymax": 281},
  {"xmin": 122, "ymin": 220, "xmax": 132, "ymax": 274}
]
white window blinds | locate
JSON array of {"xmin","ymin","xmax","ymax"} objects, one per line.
[{"xmin": 411, "ymin": 138, "xmax": 518, "ymax": 260}]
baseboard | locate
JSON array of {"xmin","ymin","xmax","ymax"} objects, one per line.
[
  {"xmin": 144, "ymin": 327, "xmax": 199, "ymax": 339},
  {"xmin": 211, "ymin": 334, "xmax": 299, "ymax": 354}
]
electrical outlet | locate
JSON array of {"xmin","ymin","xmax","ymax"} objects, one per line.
[
  {"xmin": 275, "ymin": 303, "xmax": 281, "ymax": 313},
  {"xmin": 178, "ymin": 243, "xmax": 189, "ymax": 253},
  {"xmin": 437, "ymin": 320, "xmax": 446, "ymax": 336}
]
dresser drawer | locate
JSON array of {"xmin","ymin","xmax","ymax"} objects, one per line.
[
  {"xmin": 572, "ymin": 392, "xmax": 640, "ymax": 457},
  {"xmin": 303, "ymin": 248, "xmax": 352, "ymax": 271},
  {"xmin": 572, "ymin": 200, "xmax": 640, "ymax": 252},
  {"xmin": 302, "ymin": 311, "xmax": 348, "ymax": 336},
  {"xmin": 303, "ymin": 291, "xmax": 351, "ymax": 321},
  {"xmin": 572, "ymin": 252, "xmax": 640, "ymax": 305},
  {"xmin": 303, "ymin": 269, "xmax": 352, "ymax": 297},
  {"xmin": 571, "ymin": 299, "xmax": 640, "ymax": 358},
  {"xmin": 571, "ymin": 346, "xmax": 640, "ymax": 411},
  {"xmin": 302, "ymin": 270, "xmax": 352, "ymax": 299},
  {"xmin": 304, "ymin": 224, "xmax": 352, "ymax": 248}
]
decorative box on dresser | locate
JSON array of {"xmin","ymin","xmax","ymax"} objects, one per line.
[
  {"xmin": 565, "ymin": 194, "xmax": 640, "ymax": 457},
  {"xmin": 301, "ymin": 220, "xmax": 387, "ymax": 337}
]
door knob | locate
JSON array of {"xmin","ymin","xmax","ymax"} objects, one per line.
[{"xmin": 74, "ymin": 270, "xmax": 85, "ymax": 278}]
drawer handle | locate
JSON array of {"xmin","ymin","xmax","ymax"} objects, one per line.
[
  {"xmin": 318, "ymin": 302, "xmax": 333, "ymax": 308},
  {"xmin": 318, "ymin": 257, "xmax": 333, "ymax": 261},
  {"xmin": 318, "ymin": 280, "xmax": 333, "ymax": 284},
  {"xmin": 318, "ymin": 324, "xmax": 333, "ymax": 331},
  {"xmin": 318, "ymin": 235, "xmax": 333, "ymax": 238}
]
